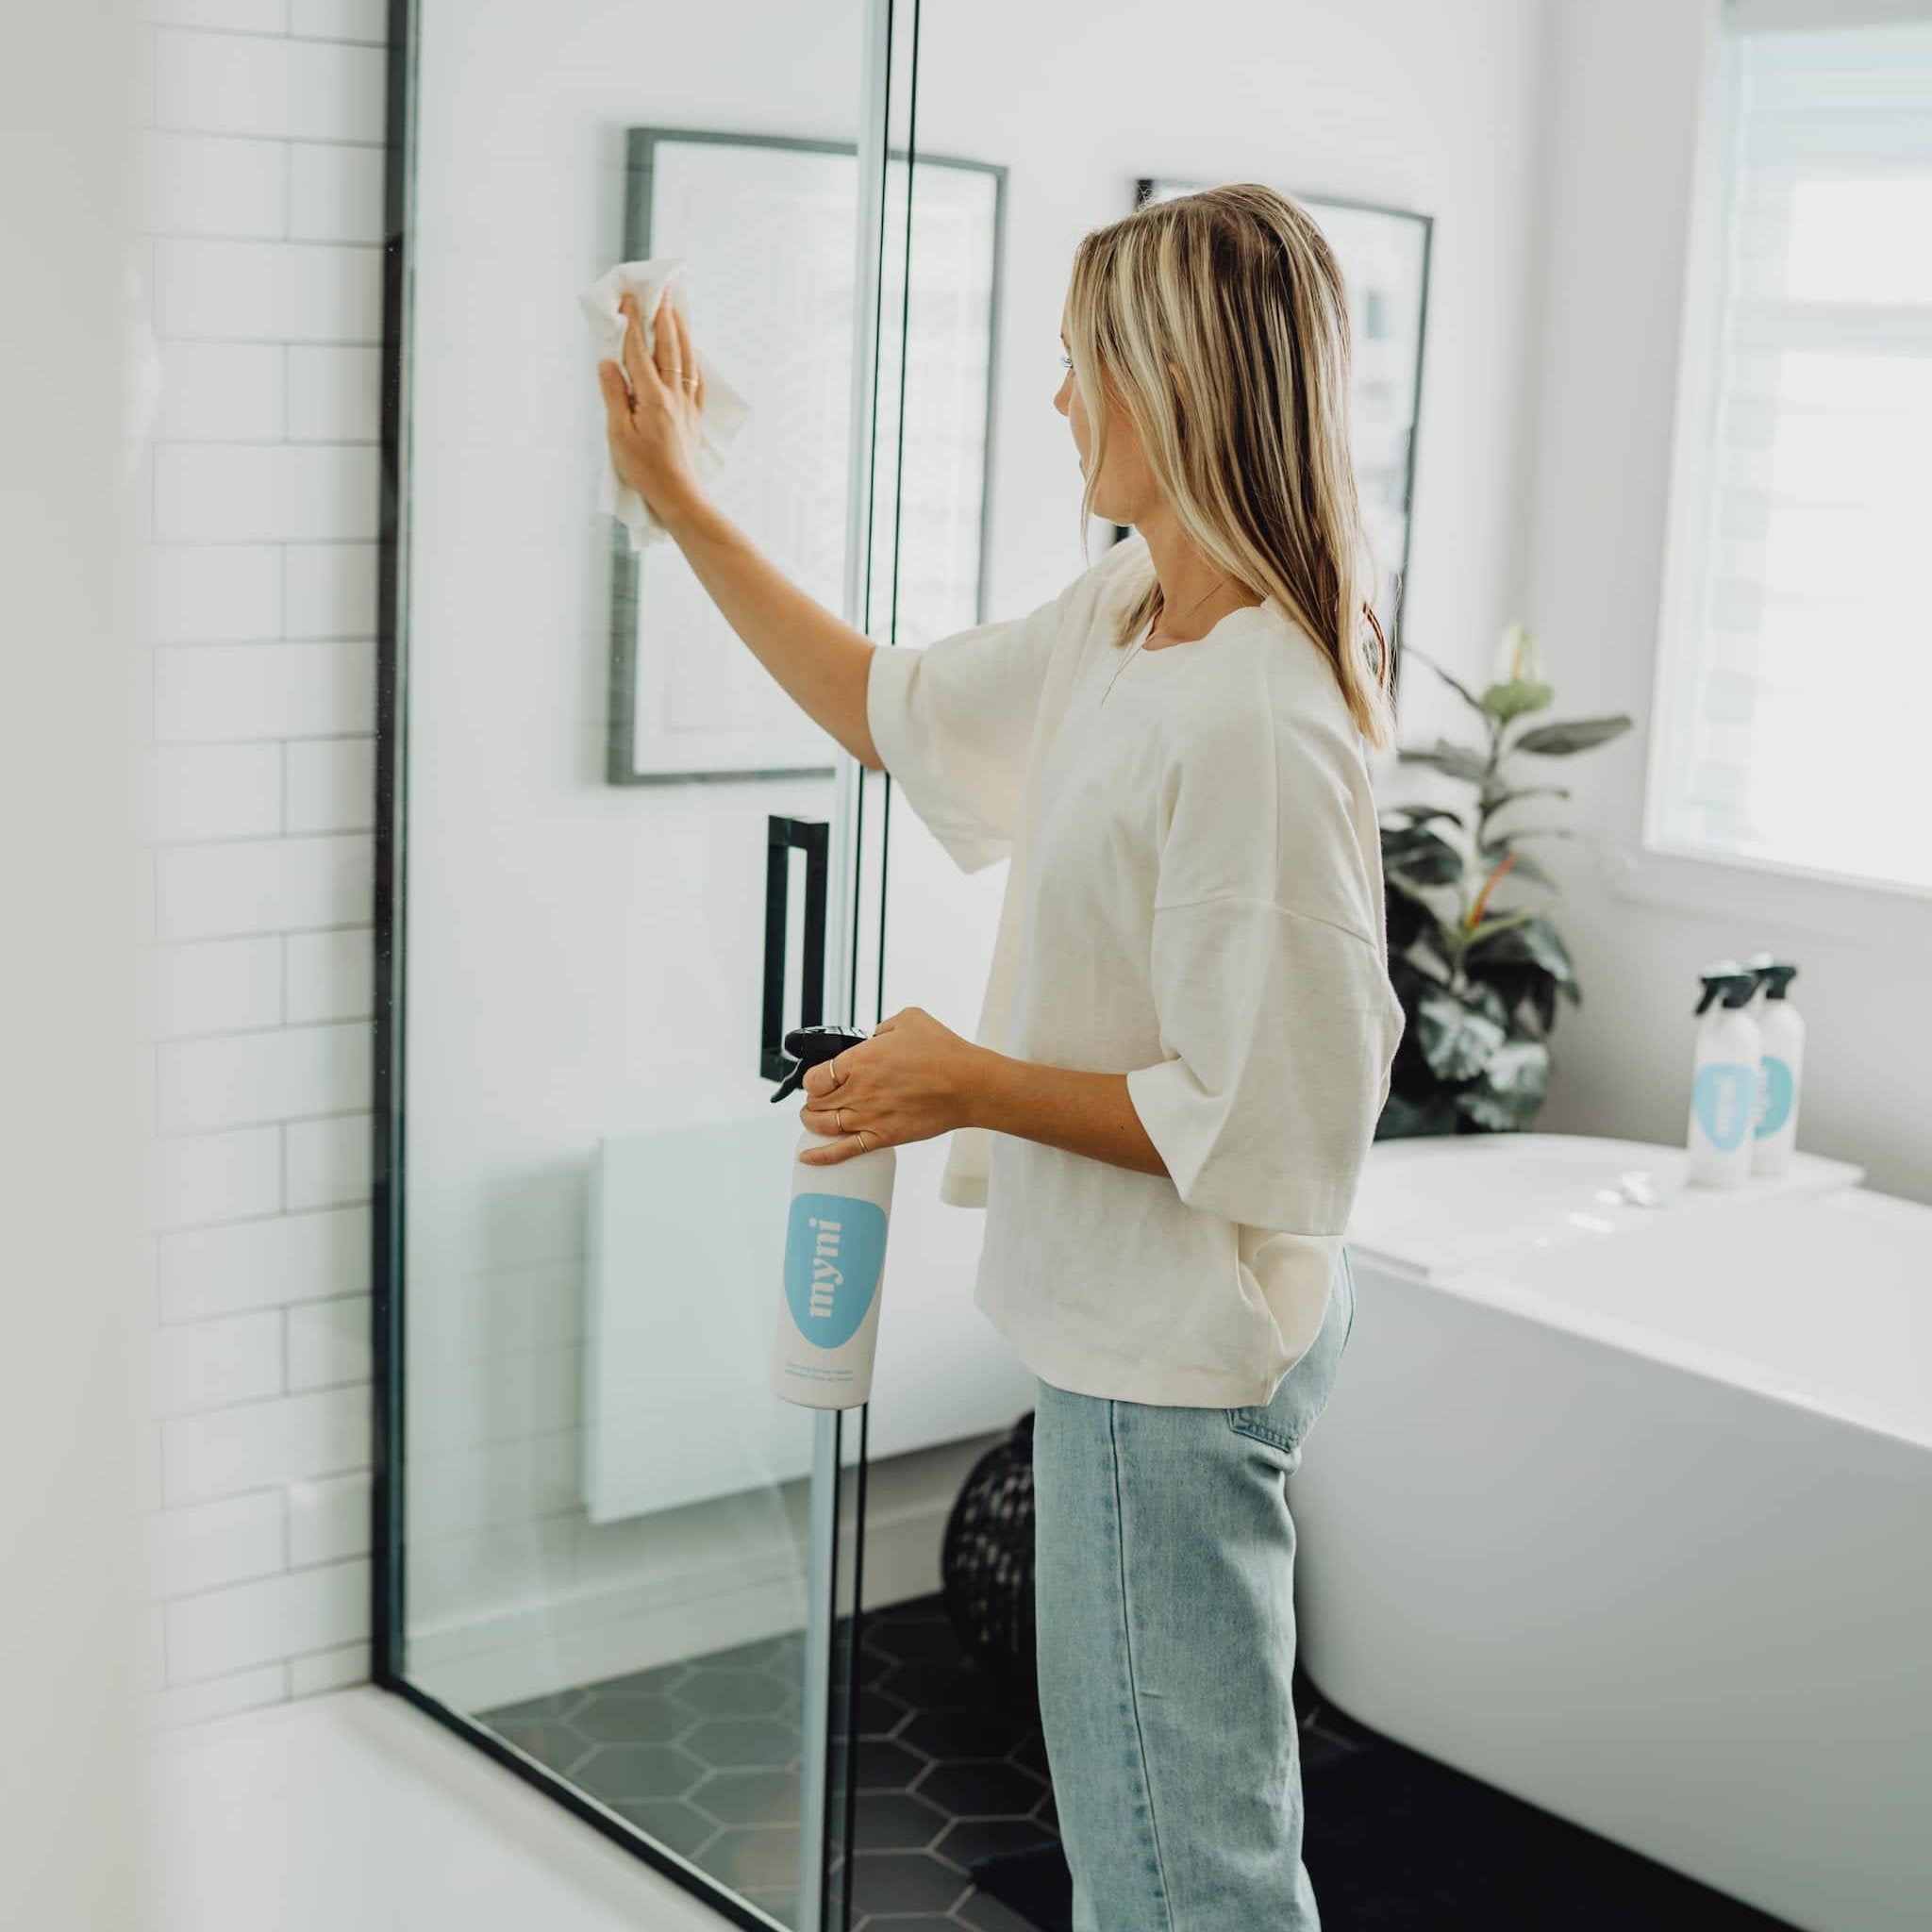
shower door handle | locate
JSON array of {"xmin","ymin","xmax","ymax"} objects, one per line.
[{"xmin": 762, "ymin": 815, "xmax": 829, "ymax": 1082}]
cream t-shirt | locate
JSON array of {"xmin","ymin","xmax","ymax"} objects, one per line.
[{"xmin": 865, "ymin": 534, "xmax": 1405, "ymax": 1407}]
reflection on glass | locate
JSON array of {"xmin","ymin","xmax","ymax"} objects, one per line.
[{"xmin": 395, "ymin": 0, "xmax": 893, "ymax": 1923}]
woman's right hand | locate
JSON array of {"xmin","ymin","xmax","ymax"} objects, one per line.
[{"xmin": 596, "ymin": 287, "xmax": 708, "ymax": 534}]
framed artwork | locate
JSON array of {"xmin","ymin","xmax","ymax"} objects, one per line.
[
  {"xmin": 1135, "ymin": 178, "xmax": 1432, "ymax": 645},
  {"xmin": 609, "ymin": 128, "xmax": 1005, "ymax": 784}
]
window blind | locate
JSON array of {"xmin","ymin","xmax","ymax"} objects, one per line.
[{"xmin": 1654, "ymin": 12, "xmax": 1932, "ymax": 894}]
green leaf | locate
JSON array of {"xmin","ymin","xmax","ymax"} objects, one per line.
[
  {"xmin": 1385, "ymin": 881, "xmax": 1439, "ymax": 954},
  {"xmin": 1481, "ymin": 678, "xmax": 1555, "ymax": 723},
  {"xmin": 1382, "ymin": 822, "xmax": 1464, "ymax": 887},
  {"xmin": 1467, "ymin": 980, "xmax": 1512, "ymax": 1030},
  {"xmin": 1465, "ymin": 907, "xmax": 1542, "ymax": 946},
  {"xmin": 1479, "ymin": 782, "xmax": 1572, "ymax": 813},
  {"xmin": 1389, "ymin": 951, "xmax": 1451, "ymax": 1006},
  {"xmin": 1478, "ymin": 844, "xmax": 1557, "ymax": 890},
  {"xmin": 1385, "ymin": 804, "xmax": 1464, "ymax": 830},
  {"xmin": 1375, "ymin": 1091, "xmax": 1461, "ymax": 1140},
  {"xmin": 1415, "ymin": 984, "xmax": 1507, "ymax": 1082},
  {"xmin": 1509, "ymin": 715, "xmax": 1634, "ymax": 757},
  {"xmin": 1398, "ymin": 740, "xmax": 1491, "ymax": 785},
  {"xmin": 1456, "ymin": 1039, "xmax": 1551, "ymax": 1131},
  {"xmin": 1466, "ymin": 914, "xmax": 1580, "ymax": 1000},
  {"xmin": 1405, "ymin": 646, "xmax": 1490, "ymax": 719}
]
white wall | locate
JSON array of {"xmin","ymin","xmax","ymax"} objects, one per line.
[
  {"xmin": 915, "ymin": 0, "xmax": 1552, "ymax": 678},
  {"xmin": 1509, "ymin": 0, "xmax": 1931, "ymax": 1202},
  {"xmin": 131, "ymin": 0, "xmax": 388, "ymax": 1729},
  {"xmin": 4, "ymin": 1, "xmax": 142, "ymax": 1920}
]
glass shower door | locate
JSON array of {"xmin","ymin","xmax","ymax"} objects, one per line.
[{"xmin": 376, "ymin": 0, "xmax": 919, "ymax": 1924}]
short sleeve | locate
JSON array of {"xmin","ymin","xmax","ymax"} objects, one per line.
[
  {"xmin": 864, "ymin": 581, "xmax": 1080, "ymax": 874},
  {"xmin": 1124, "ymin": 898, "xmax": 1402, "ymax": 1235}
]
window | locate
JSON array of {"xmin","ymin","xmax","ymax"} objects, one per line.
[{"xmin": 1650, "ymin": 0, "xmax": 1932, "ymax": 897}]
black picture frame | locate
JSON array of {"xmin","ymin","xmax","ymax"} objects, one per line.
[{"xmin": 608, "ymin": 127, "xmax": 1007, "ymax": 786}]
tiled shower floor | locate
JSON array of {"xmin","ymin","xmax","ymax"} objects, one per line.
[{"xmin": 479, "ymin": 1591, "xmax": 1380, "ymax": 1930}]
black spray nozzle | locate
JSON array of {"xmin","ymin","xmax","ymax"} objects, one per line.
[
  {"xmin": 1695, "ymin": 961, "xmax": 1760, "ymax": 1016},
  {"xmin": 769, "ymin": 1024, "xmax": 869, "ymax": 1103},
  {"xmin": 1743, "ymin": 951, "xmax": 1799, "ymax": 1001}
]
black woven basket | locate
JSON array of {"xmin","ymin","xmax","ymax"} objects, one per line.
[{"xmin": 939, "ymin": 1409, "xmax": 1039, "ymax": 1689}]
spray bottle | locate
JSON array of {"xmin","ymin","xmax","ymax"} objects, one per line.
[
  {"xmin": 768, "ymin": 1024, "xmax": 894, "ymax": 1409},
  {"xmin": 1687, "ymin": 962, "xmax": 1762, "ymax": 1187},
  {"xmin": 1743, "ymin": 954, "xmax": 1805, "ymax": 1178}
]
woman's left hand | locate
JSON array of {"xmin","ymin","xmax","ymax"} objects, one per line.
[{"xmin": 798, "ymin": 1008, "xmax": 983, "ymax": 1164}]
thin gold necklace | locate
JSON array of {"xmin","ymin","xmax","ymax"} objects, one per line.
[
  {"xmin": 1144, "ymin": 574, "xmax": 1238, "ymax": 650},
  {"xmin": 1102, "ymin": 575, "xmax": 1240, "ymax": 706}
]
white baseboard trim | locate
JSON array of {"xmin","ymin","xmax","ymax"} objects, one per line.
[{"xmin": 407, "ymin": 1490, "xmax": 956, "ymax": 1714}]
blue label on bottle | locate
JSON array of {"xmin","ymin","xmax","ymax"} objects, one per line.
[
  {"xmin": 784, "ymin": 1193, "xmax": 887, "ymax": 1351},
  {"xmin": 1755, "ymin": 1056, "xmax": 1794, "ymax": 1138},
  {"xmin": 1693, "ymin": 1062, "xmax": 1758, "ymax": 1153}
]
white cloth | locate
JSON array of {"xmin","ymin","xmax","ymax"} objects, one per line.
[
  {"xmin": 865, "ymin": 533, "xmax": 1406, "ymax": 1407},
  {"xmin": 578, "ymin": 258, "xmax": 751, "ymax": 550}
]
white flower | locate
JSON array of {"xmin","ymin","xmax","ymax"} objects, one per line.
[{"xmin": 1490, "ymin": 623, "xmax": 1543, "ymax": 687}]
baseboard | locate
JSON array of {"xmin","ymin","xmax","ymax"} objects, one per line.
[{"xmin": 406, "ymin": 1488, "xmax": 955, "ymax": 1713}]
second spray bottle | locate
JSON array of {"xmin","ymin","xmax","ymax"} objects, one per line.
[{"xmin": 1686, "ymin": 954, "xmax": 1806, "ymax": 1187}]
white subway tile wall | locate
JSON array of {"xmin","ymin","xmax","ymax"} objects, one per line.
[{"xmin": 134, "ymin": 0, "xmax": 388, "ymax": 1727}]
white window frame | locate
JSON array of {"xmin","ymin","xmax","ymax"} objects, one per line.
[{"xmin": 1620, "ymin": 0, "xmax": 1932, "ymax": 956}]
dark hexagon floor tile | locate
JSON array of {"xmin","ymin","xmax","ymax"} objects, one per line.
[
  {"xmin": 690, "ymin": 1766, "xmax": 803, "ymax": 1827},
  {"xmin": 704, "ymin": 1821, "xmax": 802, "ymax": 1894},
  {"xmin": 875, "ymin": 1661, "xmax": 997, "ymax": 1711},
  {"xmin": 486, "ymin": 1716, "xmax": 594, "ymax": 1774},
  {"xmin": 574, "ymin": 1741, "xmax": 705, "ymax": 1805},
  {"xmin": 913, "ymin": 1757, "xmax": 1046, "ymax": 1821},
  {"xmin": 863, "ymin": 1614, "xmax": 963, "ymax": 1670},
  {"xmin": 486, "ymin": 1687, "xmax": 585, "ymax": 1725},
  {"xmin": 691, "ymin": 1635, "xmax": 794, "ymax": 1675},
  {"xmin": 856, "ymin": 1687, "xmax": 911, "ymax": 1738},
  {"xmin": 852, "ymin": 1737, "xmax": 929, "ymax": 1791},
  {"xmin": 608, "ymin": 1796, "xmax": 718, "ymax": 1860},
  {"xmin": 850, "ymin": 1790, "xmax": 948, "ymax": 1853},
  {"xmin": 958, "ymin": 1888, "xmax": 1053, "ymax": 1932},
  {"xmin": 1006, "ymin": 1729, "xmax": 1050, "ymax": 1778},
  {"xmin": 1032, "ymin": 1786, "xmax": 1058, "ymax": 1828},
  {"xmin": 582, "ymin": 1661, "xmax": 691, "ymax": 1703},
  {"xmin": 674, "ymin": 1669, "xmax": 793, "ymax": 1718},
  {"xmin": 848, "ymin": 1849, "xmax": 972, "ymax": 1916},
  {"xmin": 684, "ymin": 1715, "xmax": 799, "ymax": 1769},
  {"xmin": 570, "ymin": 1693, "xmax": 686, "ymax": 1746},
  {"xmin": 897, "ymin": 1704, "xmax": 1031, "ymax": 1763},
  {"xmin": 932, "ymin": 1816, "xmax": 1060, "ymax": 1872}
]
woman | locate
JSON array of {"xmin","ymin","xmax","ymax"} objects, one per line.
[{"xmin": 598, "ymin": 182, "xmax": 1405, "ymax": 1931}]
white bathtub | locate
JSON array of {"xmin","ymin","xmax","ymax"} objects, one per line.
[{"xmin": 1295, "ymin": 1133, "xmax": 1932, "ymax": 1932}]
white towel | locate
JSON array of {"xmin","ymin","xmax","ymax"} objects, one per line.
[{"xmin": 579, "ymin": 258, "xmax": 751, "ymax": 550}]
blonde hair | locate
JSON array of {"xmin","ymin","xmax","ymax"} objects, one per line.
[{"xmin": 1064, "ymin": 183, "xmax": 1396, "ymax": 750}]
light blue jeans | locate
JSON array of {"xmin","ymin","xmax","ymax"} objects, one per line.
[{"xmin": 1031, "ymin": 1249, "xmax": 1357, "ymax": 1932}]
